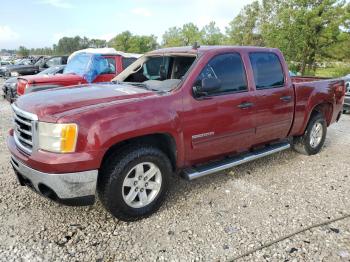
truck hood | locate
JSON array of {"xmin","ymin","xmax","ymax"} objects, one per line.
[
  {"xmin": 22, "ymin": 73, "xmax": 84, "ymax": 85},
  {"xmin": 15, "ymin": 83, "xmax": 155, "ymax": 121}
]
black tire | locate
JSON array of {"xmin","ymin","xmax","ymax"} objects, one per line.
[
  {"xmin": 97, "ymin": 144, "xmax": 172, "ymax": 221},
  {"xmin": 292, "ymin": 112, "xmax": 327, "ymax": 155}
]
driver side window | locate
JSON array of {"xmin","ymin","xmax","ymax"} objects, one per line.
[{"xmin": 197, "ymin": 53, "xmax": 248, "ymax": 95}]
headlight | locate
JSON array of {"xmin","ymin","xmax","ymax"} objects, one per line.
[
  {"xmin": 38, "ymin": 122, "xmax": 78, "ymax": 153},
  {"xmin": 10, "ymin": 71, "xmax": 19, "ymax": 77}
]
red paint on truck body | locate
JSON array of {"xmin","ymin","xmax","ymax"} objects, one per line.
[{"xmin": 7, "ymin": 46, "xmax": 345, "ymax": 174}]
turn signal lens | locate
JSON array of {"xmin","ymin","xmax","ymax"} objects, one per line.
[
  {"xmin": 38, "ymin": 122, "xmax": 78, "ymax": 153},
  {"xmin": 60, "ymin": 124, "xmax": 78, "ymax": 153}
]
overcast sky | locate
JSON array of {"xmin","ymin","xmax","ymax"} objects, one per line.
[{"xmin": 0, "ymin": 0, "xmax": 255, "ymax": 49}]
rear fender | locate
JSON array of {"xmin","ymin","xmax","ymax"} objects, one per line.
[{"xmin": 301, "ymin": 96, "xmax": 333, "ymax": 134}]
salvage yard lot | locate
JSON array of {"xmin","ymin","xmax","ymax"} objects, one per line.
[{"xmin": 0, "ymin": 78, "xmax": 349, "ymax": 261}]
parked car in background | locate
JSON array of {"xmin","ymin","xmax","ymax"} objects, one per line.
[
  {"xmin": 16, "ymin": 49, "xmax": 140, "ymax": 96},
  {"xmin": 7, "ymin": 46, "xmax": 346, "ymax": 221},
  {"xmin": 0, "ymin": 59, "xmax": 32, "ymax": 77},
  {"xmin": 2, "ymin": 65, "xmax": 65, "ymax": 103},
  {"xmin": 4, "ymin": 56, "xmax": 68, "ymax": 77},
  {"xmin": 0, "ymin": 61, "xmax": 12, "ymax": 66},
  {"xmin": 343, "ymin": 74, "xmax": 350, "ymax": 113}
]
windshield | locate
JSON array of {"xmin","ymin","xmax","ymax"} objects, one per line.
[
  {"xmin": 38, "ymin": 65, "xmax": 64, "ymax": 75},
  {"xmin": 114, "ymin": 54, "xmax": 196, "ymax": 92},
  {"xmin": 34, "ymin": 57, "xmax": 45, "ymax": 66}
]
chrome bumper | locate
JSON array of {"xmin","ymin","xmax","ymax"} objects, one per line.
[{"xmin": 10, "ymin": 155, "xmax": 98, "ymax": 203}]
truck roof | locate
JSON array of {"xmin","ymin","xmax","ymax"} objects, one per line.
[
  {"xmin": 148, "ymin": 45, "xmax": 280, "ymax": 55},
  {"xmin": 68, "ymin": 48, "xmax": 142, "ymax": 61}
]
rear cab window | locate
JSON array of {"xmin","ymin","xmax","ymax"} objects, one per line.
[
  {"xmin": 249, "ymin": 52, "xmax": 285, "ymax": 89},
  {"xmin": 196, "ymin": 53, "xmax": 248, "ymax": 96},
  {"xmin": 122, "ymin": 57, "xmax": 137, "ymax": 69}
]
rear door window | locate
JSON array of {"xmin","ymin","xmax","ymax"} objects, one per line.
[{"xmin": 249, "ymin": 52, "xmax": 285, "ymax": 89}]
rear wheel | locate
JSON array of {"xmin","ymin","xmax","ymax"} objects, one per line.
[
  {"xmin": 292, "ymin": 112, "xmax": 327, "ymax": 155},
  {"xmin": 97, "ymin": 144, "xmax": 172, "ymax": 221}
]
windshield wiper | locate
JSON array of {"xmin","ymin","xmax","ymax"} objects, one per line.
[{"xmin": 112, "ymin": 81, "xmax": 159, "ymax": 92}]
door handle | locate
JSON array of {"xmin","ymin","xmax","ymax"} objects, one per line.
[
  {"xmin": 238, "ymin": 102, "xmax": 254, "ymax": 109},
  {"xmin": 280, "ymin": 96, "xmax": 292, "ymax": 102}
]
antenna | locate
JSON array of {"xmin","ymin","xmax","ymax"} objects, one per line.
[{"xmin": 192, "ymin": 42, "xmax": 200, "ymax": 50}]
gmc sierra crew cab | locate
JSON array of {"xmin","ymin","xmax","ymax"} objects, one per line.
[{"xmin": 7, "ymin": 46, "xmax": 346, "ymax": 221}]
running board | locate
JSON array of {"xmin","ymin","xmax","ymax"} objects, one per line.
[{"xmin": 183, "ymin": 142, "xmax": 290, "ymax": 180}]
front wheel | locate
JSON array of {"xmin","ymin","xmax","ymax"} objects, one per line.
[
  {"xmin": 97, "ymin": 145, "xmax": 172, "ymax": 221},
  {"xmin": 292, "ymin": 112, "xmax": 327, "ymax": 155}
]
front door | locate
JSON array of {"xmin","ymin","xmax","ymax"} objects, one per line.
[{"xmin": 182, "ymin": 52, "xmax": 256, "ymax": 163}]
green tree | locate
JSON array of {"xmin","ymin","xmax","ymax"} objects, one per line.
[
  {"xmin": 57, "ymin": 36, "xmax": 84, "ymax": 54},
  {"xmin": 108, "ymin": 31, "xmax": 133, "ymax": 52},
  {"xmin": 260, "ymin": 0, "xmax": 349, "ymax": 74},
  {"xmin": 162, "ymin": 26, "xmax": 183, "ymax": 47},
  {"xmin": 162, "ymin": 23, "xmax": 205, "ymax": 47},
  {"xmin": 226, "ymin": 1, "xmax": 263, "ymax": 46},
  {"xmin": 202, "ymin": 21, "xmax": 225, "ymax": 45},
  {"xmin": 181, "ymin": 23, "xmax": 203, "ymax": 46},
  {"xmin": 89, "ymin": 39, "xmax": 107, "ymax": 48},
  {"xmin": 17, "ymin": 46, "xmax": 29, "ymax": 57},
  {"xmin": 109, "ymin": 31, "xmax": 158, "ymax": 53},
  {"xmin": 128, "ymin": 35, "xmax": 158, "ymax": 53}
]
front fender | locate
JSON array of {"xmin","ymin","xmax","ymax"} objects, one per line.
[{"xmin": 57, "ymin": 93, "xmax": 186, "ymax": 169}]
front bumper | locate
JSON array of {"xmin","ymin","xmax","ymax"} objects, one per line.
[{"xmin": 10, "ymin": 155, "xmax": 98, "ymax": 206}]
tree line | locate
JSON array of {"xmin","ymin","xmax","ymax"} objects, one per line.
[{"xmin": 14, "ymin": 0, "xmax": 350, "ymax": 75}]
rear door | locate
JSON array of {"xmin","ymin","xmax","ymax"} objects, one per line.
[
  {"xmin": 249, "ymin": 52, "xmax": 294, "ymax": 144},
  {"xmin": 183, "ymin": 52, "xmax": 256, "ymax": 162}
]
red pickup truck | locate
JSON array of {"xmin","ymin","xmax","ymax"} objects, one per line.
[
  {"xmin": 16, "ymin": 51, "xmax": 139, "ymax": 96},
  {"xmin": 7, "ymin": 46, "xmax": 345, "ymax": 221}
]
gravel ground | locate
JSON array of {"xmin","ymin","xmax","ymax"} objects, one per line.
[{"xmin": 0, "ymin": 77, "xmax": 349, "ymax": 261}]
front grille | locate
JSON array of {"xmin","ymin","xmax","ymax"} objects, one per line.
[{"xmin": 12, "ymin": 104, "xmax": 38, "ymax": 154}]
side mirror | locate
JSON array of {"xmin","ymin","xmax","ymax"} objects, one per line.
[{"xmin": 193, "ymin": 78, "xmax": 221, "ymax": 97}]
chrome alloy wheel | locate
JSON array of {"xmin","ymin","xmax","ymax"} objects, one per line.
[
  {"xmin": 310, "ymin": 122, "xmax": 323, "ymax": 148},
  {"xmin": 122, "ymin": 162, "xmax": 162, "ymax": 208}
]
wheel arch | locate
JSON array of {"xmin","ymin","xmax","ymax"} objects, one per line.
[
  {"xmin": 100, "ymin": 133, "xmax": 178, "ymax": 172},
  {"xmin": 309, "ymin": 102, "xmax": 333, "ymax": 127}
]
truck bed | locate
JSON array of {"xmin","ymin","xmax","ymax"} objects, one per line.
[{"xmin": 290, "ymin": 77, "xmax": 345, "ymax": 136}]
